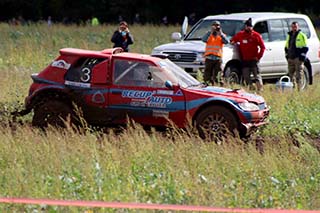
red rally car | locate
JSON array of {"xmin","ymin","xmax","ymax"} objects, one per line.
[{"xmin": 21, "ymin": 47, "xmax": 269, "ymax": 140}]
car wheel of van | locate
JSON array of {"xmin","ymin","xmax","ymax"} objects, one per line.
[
  {"xmin": 196, "ymin": 106, "xmax": 238, "ymax": 143},
  {"xmin": 32, "ymin": 100, "xmax": 73, "ymax": 128},
  {"xmin": 224, "ymin": 66, "xmax": 240, "ymax": 85}
]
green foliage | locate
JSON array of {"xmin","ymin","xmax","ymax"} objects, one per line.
[
  {"xmin": 0, "ymin": 23, "xmax": 319, "ymax": 211},
  {"xmin": 2, "ymin": 0, "xmax": 320, "ymax": 24},
  {"xmin": 261, "ymin": 85, "xmax": 320, "ymax": 137}
]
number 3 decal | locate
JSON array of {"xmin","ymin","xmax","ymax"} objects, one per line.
[{"xmin": 80, "ymin": 67, "xmax": 91, "ymax": 82}]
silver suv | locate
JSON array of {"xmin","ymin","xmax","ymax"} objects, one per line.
[{"xmin": 152, "ymin": 12, "xmax": 320, "ymax": 88}]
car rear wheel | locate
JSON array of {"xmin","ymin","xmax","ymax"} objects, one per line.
[
  {"xmin": 32, "ymin": 100, "xmax": 73, "ymax": 128},
  {"xmin": 195, "ymin": 106, "xmax": 238, "ymax": 143}
]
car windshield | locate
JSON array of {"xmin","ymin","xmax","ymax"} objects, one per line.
[
  {"xmin": 185, "ymin": 19, "xmax": 244, "ymax": 40},
  {"xmin": 157, "ymin": 59, "xmax": 201, "ymax": 88}
]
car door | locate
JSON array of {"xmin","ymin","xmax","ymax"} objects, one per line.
[
  {"xmin": 253, "ymin": 21, "xmax": 274, "ymax": 76},
  {"xmin": 267, "ymin": 19, "xmax": 288, "ymax": 77},
  {"xmin": 109, "ymin": 58, "xmax": 186, "ymax": 126},
  {"xmin": 64, "ymin": 57, "xmax": 112, "ymax": 124}
]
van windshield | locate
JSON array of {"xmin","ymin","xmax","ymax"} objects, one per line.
[{"xmin": 185, "ymin": 19, "xmax": 244, "ymax": 40}]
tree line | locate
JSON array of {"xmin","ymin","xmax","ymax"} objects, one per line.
[{"xmin": 1, "ymin": 0, "xmax": 320, "ymax": 25}]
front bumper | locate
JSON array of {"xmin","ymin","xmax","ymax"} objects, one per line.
[{"xmin": 240, "ymin": 108, "xmax": 269, "ymax": 137}]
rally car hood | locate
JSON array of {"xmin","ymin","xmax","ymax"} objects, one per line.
[{"xmin": 189, "ymin": 86, "xmax": 265, "ymax": 104}]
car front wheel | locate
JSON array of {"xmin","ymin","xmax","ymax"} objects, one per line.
[{"xmin": 195, "ymin": 106, "xmax": 239, "ymax": 143}]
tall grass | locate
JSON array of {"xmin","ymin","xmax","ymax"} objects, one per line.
[
  {"xmin": 0, "ymin": 23, "xmax": 319, "ymax": 211},
  {"xmin": 0, "ymin": 125, "xmax": 319, "ymax": 212}
]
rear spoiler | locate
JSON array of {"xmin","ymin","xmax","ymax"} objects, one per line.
[{"xmin": 151, "ymin": 53, "xmax": 169, "ymax": 59}]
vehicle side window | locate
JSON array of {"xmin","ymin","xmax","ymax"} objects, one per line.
[
  {"xmin": 268, "ymin": 19, "xmax": 287, "ymax": 41},
  {"xmin": 65, "ymin": 58, "xmax": 104, "ymax": 83},
  {"xmin": 254, "ymin": 21, "xmax": 269, "ymax": 42},
  {"xmin": 113, "ymin": 59, "xmax": 166, "ymax": 88},
  {"xmin": 288, "ymin": 18, "xmax": 311, "ymax": 38}
]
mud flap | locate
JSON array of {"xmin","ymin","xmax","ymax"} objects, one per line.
[
  {"xmin": 11, "ymin": 108, "xmax": 31, "ymax": 117},
  {"xmin": 305, "ymin": 58, "xmax": 312, "ymax": 85}
]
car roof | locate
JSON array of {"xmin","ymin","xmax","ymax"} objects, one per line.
[
  {"xmin": 59, "ymin": 48, "xmax": 161, "ymax": 63},
  {"xmin": 112, "ymin": 52, "xmax": 162, "ymax": 63},
  {"xmin": 60, "ymin": 48, "xmax": 114, "ymax": 58},
  {"xmin": 203, "ymin": 12, "xmax": 308, "ymax": 22}
]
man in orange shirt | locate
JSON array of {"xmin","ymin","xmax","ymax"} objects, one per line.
[{"xmin": 202, "ymin": 21, "xmax": 229, "ymax": 86}]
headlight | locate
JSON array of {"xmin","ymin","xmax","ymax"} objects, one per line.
[
  {"xmin": 195, "ymin": 53, "xmax": 205, "ymax": 62},
  {"xmin": 238, "ymin": 102, "xmax": 259, "ymax": 111},
  {"xmin": 151, "ymin": 49, "xmax": 162, "ymax": 55}
]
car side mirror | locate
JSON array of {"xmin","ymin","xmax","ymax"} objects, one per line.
[
  {"xmin": 171, "ymin": 32, "xmax": 182, "ymax": 41},
  {"xmin": 165, "ymin": 80, "xmax": 173, "ymax": 90}
]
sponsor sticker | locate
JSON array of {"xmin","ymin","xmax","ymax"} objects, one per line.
[
  {"xmin": 156, "ymin": 90, "xmax": 174, "ymax": 95},
  {"xmin": 175, "ymin": 89, "xmax": 183, "ymax": 96},
  {"xmin": 122, "ymin": 90, "xmax": 153, "ymax": 99},
  {"xmin": 122, "ymin": 90, "xmax": 172, "ymax": 108},
  {"xmin": 52, "ymin": 60, "xmax": 71, "ymax": 69},
  {"xmin": 92, "ymin": 91, "xmax": 105, "ymax": 103},
  {"xmin": 65, "ymin": 80, "xmax": 91, "ymax": 88},
  {"xmin": 130, "ymin": 99, "xmax": 147, "ymax": 107}
]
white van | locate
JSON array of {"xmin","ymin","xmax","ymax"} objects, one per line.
[{"xmin": 152, "ymin": 12, "xmax": 320, "ymax": 88}]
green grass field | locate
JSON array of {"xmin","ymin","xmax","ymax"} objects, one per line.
[{"xmin": 0, "ymin": 23, "xmax": 319, "ymax": 212}]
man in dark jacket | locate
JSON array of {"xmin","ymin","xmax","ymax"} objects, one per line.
[
  {"xmin": 231, "ymin": 18, "xmax": 265, "ymax": 91},
  {"xmin": 111, "ymin": 21, "xmax": 134, "ymax": 52},
  {"xmin": 285, "ymin": 21, "xmax": 308, "ymax": 90}
]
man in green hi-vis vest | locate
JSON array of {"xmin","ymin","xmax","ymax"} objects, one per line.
[{"xmin": 285, "ymin": 21, "xmax": 308, "ymax": 90}]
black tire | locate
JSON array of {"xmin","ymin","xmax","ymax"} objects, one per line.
[
  {"xmin": 32, "ymin": 100, "xmax": 73, "ymax": 128},
  {"xmin": 195, "ymin": 106, "xmax": 239, "ymax": 143},
  {"xmin": 224, "ymin": 66, "xmax": 241, "ymax": 85}
]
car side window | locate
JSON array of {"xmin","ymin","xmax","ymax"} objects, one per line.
[
  {"xmin": 113, "ymin": 59, "xmax": 166, "ymax": 88},
  {"xmin": 268, "ymin": 19, "xmax": 287, "ymax": 41},
  {"xmin": 254, "ymin": 21, "xmax": 269, "ymax": 42},
  {"xmin": 288, "ymin": 18, "xmax": 311, "ymax": 38}
]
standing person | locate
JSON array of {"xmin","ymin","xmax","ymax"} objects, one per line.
[
  {"xmin": 47, "ymin": 16, "xmax": 52, "ymax": 27},
  {"xmin": 202, "ymin": 21, "xmax": 229, "ymax": 86},
  {"xmin": 91, "ymin": 16, "xmax": 99, "ymax": 26},
  {"xmin": 231, "ymin": 18, "xmax": 265, "ymax": 91},
  {"xmin": 285, "ymin": 21, "xmax": 308, "ymax": 91},
  {"xmin": 111, "ymin": 21, "xmax": 134, "ymax": 52}
]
